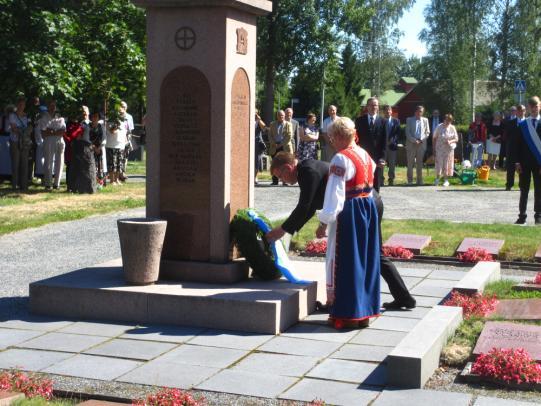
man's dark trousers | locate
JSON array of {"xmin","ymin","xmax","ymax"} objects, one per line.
[
  {"xmin": 373, "ymin": 192, "xmax": 414, "ymax": 304},
  {"xmin": 518, "ymin": 166, "xmax": 541, "ymax": 220}
]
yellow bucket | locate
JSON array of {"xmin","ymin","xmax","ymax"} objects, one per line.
[{"xmin": 477, "ymin": 165, "xmax": 490, "ymax": 181}]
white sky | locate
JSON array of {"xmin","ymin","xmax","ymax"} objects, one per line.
[{"xmin": 397, "ymin": 0, "xmax": 429, "ymax": 58}]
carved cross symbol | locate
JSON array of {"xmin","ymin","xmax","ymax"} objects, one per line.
[{"xmin": 175, "ymin": 27, "xmax": 196, "ymax": 50}]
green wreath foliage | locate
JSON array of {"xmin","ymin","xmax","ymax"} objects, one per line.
[{"xmin": 230, "ymin": 208, "xmax": 281, "ymax": 280}]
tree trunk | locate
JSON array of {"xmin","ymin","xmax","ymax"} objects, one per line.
[{"xmin": 263, "ymin": 61, "xmax": 276, "ymax": 124}]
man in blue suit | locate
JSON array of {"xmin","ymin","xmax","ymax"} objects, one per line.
[{"xmin": 382, "ymin": 105, "xmax": 400, "ymax": 186}]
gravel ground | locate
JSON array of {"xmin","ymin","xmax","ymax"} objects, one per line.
[{"xmin": 255, "ymin": 181, "xmax": 537, "ymax": 225}]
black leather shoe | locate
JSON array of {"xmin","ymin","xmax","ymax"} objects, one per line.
[
  {"xmin": 382, "ymin": 299, "xmax": 416, "ymax": 310},
  {"xmin": 315, "ymin": 301, "xmax": 329, "ymax": 313},
  {"xmin": 535, "ymin": 217, "xmax": 541, "ymax": 225},
  {"xmin": 515, "ymin": 216, "xmax": 526, "ymax": 225}
]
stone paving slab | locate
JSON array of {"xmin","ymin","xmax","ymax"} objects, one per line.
[
  {"xmin": 330, "ymin": 343, "xmax": 391, "ymax": 363},
  {"xmin": 350, "ymin": 329, "xmax": 407, "ymax": 347},
  {"xmin": 400, "ymin": 276, "xmax": 424, "ymax": 289},
  {"xmin": 372, "ymin": 388, "xmax": 472, "ymax": 406},
  {"xmin": 195, "ymin": 369, "xmax": 297, "ymax": 398},
  {"xmin": 120, "ymin": 325, "xmax": 205, "ymax": 343},
  {"xmin": 0, "ymin": 317, "xmax": 74, "ymax": 332},
  {"xmin": 427, "ymin": 269, "xmax": 467, "ymax": 281},
  {"xmin": 414, "ymin": 278, "xmax": 458, "ymax": 289},
  {"xmin": 382, "ymin": 306, "xmax": 431, "ymax": 320},
  {"xmin": 155, "ymin": 344, "xmax": 247, "ymax": 368},
  {"xmin": 117, "ymin": 360, "xmax": 218, "ymax": 389},
  {"xmin": 58, "ymin": 321, "xmax": 135, "ymax": 337},
  {"xmin": 0, "ymin": 391, "xmax": 24, "ymax": 406},
  {"xmin": 454, "ymin": 261, "xmax": 501, "ymax": 295},
  {"xmin": 412, "ymin": 296, "xmax": 443, "ymax": 307},
  {"xmin": 0, "ymin": 328, "xmax": 44, "ymax": 350},
  {"xmin": 0, "ymin": 348, "xmax": 72, "ymax": 371},
  {"xmin": 396, "ymin": 268, "xmax": 432, "ymax": 278},
  {"xmin": 410, "ymin": 284, "xmax": 452, "ymax": 298},
  {"xmin": 474, "ymin": 395, "xmax": 538, "ymax": 405},
  {"xmin": 16, "ymin": 332, "xmax": 109, "ymax": 353},
  {"xmin": 83, "ymin": 338, "xmax": 177, "ymax": 361},
  {"xmin": 43, "ymin": 354, "xmax": 142, "ymax": 380},
  {"xmin": 187, "ymin": 329, "xmax": 273, "ymax": 350},
  {"xmin": 369, "ymin": 316, "xmax": 419, "ymax": 332},
  {"xmin": 282, "ymin": 323, "xmax": 358, "ymax": 343},
  {"xmin": 232, "ymin": 352, "xmax": 319, "ymax": 377},
  {"xmin": 257, "ymin": 336, "xmax": 342, "ymax": 358},
  {"xmin": 279, "ymin": 378, "xmax": 381, "ymax": 406},
  {"xmin": 307, "ymin": 358, "xmax": 387, "ymax": 386}
]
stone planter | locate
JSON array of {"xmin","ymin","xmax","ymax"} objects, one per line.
[{"xmin": 117, "ymin": 218, "xmax": 167, "ymax": 285}]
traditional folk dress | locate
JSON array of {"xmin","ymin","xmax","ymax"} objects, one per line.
[{"xmin": 318, "ymin": 145, "xmax": 381, "ymax": 326}]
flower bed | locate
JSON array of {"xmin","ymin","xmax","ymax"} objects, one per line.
[
  {"xmin": 382, "ymin": 245, "xmax": 414, "ymax": 259},
  {"xmin": 471, "ymin": 348, "xmax": 541, "ymax": 385},
  {"xmin": 443, "ymin": 291, "xmax": 498, "ymax": 319},
  {"xmin": 303, "ymin": 239, "xmax": 327, "ymax": 256},
  {"xmin": 133, "ymin": 387, "xmax": 205, "ymax": 406},
  {"xmin": 0, "ymin": 370, "xmax": 53, "ymax": 400},
  {"xmin": 457, "ymin": 247, "xmax": 494, "ymax": 263}
]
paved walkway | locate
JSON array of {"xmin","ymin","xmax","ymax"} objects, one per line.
[
  {"xmin": 255, "ymin": 182, "xmax": 536, "ymax": 225},
  {"xmin": 0, "ymin": 264, "xmax": 473, "ymax": 405}
]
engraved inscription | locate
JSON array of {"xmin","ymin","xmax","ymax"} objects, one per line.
[{"xmin": 160, "ymin": 66, "xmax": 211, "ymax": 261}]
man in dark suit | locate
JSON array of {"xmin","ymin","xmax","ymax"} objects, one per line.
[
  {"xmin": 266, "ymin": 152, "xmax": 416, "ymax": 309},
  {"xmin": 382, "ymin": 105, "xmax": 400, "ymax": 186},
  {"xmin": 503, "ymin": 105, "xmax": 525, "ymax": 191},
  {"xmin": 354, "ymin": 97, "xmax": 386, "ymax": 191},
  {"xmin": 513, "ymin": 97, "xmax": 541, "ymax": 225}
]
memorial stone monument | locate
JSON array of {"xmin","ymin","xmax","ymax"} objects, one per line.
[{"xmin": 135, "ymin": 0, "xmax": 273, "ymax": 283}]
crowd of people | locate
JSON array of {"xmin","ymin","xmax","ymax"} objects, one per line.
[
  {"xmin": 256, "ymin": 96, "xmax": 540, "ymax": 225},
  {"xmin": 264, "ymin": 95, "xmax": 540, "ymax": 328},
  {"xmin": 0, "ymin": 96, "xmax": 137, "ymax": 193}
]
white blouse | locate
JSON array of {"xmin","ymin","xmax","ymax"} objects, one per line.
[{"xmin": 318, "ymin": 146, "xmax": 375, "ymax": 225}]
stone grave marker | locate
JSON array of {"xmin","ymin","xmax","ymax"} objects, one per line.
[
  {"xmin": 455, "ymin": 238, "xmax": 504, "ymax": 258},
  {"xmin": 535, "ymin": 244, "xmax": 541, "ymax": 262},
  {"xmin": 383, "ymin": 234, "xmax": 431, "ymax": 254},
  {"xmin": 135, "ymin": 0, "xmax": 272, "ymax": 283},
  {"xmin": 473, "ymin": 321, "xmax": 541, "ymax": 361},
  {"xmin": 493, "ymin": 299, "xmax": 541, "ymax": 320}
]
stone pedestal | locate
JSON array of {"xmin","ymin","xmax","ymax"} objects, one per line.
[{"xmin": 134, "ymin": 0, "xmax": 272, "ymax": 282}]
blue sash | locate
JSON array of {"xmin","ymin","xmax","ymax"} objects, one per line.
[
  {"xmin": 247, "ymin": 210, "xmax": 310, "ymax": 284},
  {"xmin": 519, "ymin": 118, "xmax": 541, "ymax": 165}
]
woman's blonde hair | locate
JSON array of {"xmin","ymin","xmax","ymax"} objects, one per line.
[{"xmin": 328, "ymin": 117, "xmax": 356, "ymax": 143}]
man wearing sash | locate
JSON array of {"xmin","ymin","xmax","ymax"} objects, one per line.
[{"xmin": 514, "ymin": 96, "xmax": 541, "ymax": 225}]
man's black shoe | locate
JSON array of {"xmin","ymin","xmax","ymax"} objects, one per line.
[
  {"xmin": 535, "ymin": 217, "xmax": 541, "ymax": 225},
  {"xmin": 505, "ymin": 187, "xmax": 511, "ymax": 191},
  {"xmin": 515, "ymin": 216, "xmax": 526, "ymax": 225},
  {"xmin": 315, "ymin": 301, "xmax": 329, "ymax": 313},
  {"xmin": 271, "ymin": 182, "xmax": 279, "ymax": 186},
  {"xmin": 382, "ymin": 299, "xmax": 416, "ymax": 310}
]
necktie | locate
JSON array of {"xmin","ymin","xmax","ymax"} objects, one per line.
[
  {"xmin": 416, "ymin": 120, "xmax": 421, "ymax": 139},
  {"xmin": 369, "ymin": 116, "xmax": 373, "ymax": 128},
  {"xmin": 533, "ymin": 119, "xmax": 537, "ymax": 129}
]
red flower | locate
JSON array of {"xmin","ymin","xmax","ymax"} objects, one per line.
[
  {"xmin": 472, "ymin": 348, "xmax": 541, "ymax": 384},
  {"xmin": 527, "ymin": 272, "xmax": 541, "ymax": 285},
  {"xmin": 457, "ymin": 247, "xmax": 494, "ymax": 263},
  {"xmin": 443, "ymin": 291, "xmax": 498, "ymax": 319},
  {"xmin": 305, "ymin": 239, "xmax": 327, "ymax": 255},
  {"xmin": 133, "ymin": 387, "xmax": 205, "ymax": 406},
  {"xmin": 382, "ymin": 245, "xmax": 414, "ymax": 259},
  {"xmin": 0, "ymin": 370, "xmax": 53, "ymax": 400}
]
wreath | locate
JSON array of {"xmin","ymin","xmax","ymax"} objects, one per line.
[{"xmin": 230, "ymin": 208, "xmax": 281, "ymax": 280}]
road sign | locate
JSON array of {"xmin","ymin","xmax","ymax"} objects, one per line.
[{"xmin": 514, "ymin": 80, "xmax": 526, "ymax": 93}]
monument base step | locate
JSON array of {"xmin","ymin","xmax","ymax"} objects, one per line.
[
  {"xmin": 29, "ymin": 259, "xmax": 318, "ymax": 334},
  {"xmin": 160, "ymin": 258, "xmax": 249, "ymax": 284}
]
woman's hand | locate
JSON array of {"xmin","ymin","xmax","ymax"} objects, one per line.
[{"xmin": 316, "ymin": 223, "xmax": 327, "ymax": 239}]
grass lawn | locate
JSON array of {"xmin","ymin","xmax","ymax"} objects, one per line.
[
  {"xmin": 258, "ymin": 164, "xmax": 511, "ymax": 188},
  {"xmin": 0, "ymin": 181, "xmax": 145, "ymax": 236},
  {"xmin": 287, "ymin": 216, "xmax": 540, "ymax": 261},
  {"xmin": 12, "ymin": 398, "xmax": 75, "ymax": 406}
]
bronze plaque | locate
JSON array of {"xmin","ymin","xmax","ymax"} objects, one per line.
[
  {"xmin": 160, "ymin": 66, "xmax": 211, "ymax": 261},
  {"xmin": 229, "ymin": 68, "xmax": 250, "ymax": 224},
  {"xmin": 236, "ymin": 28, "xmax": 248, "ymax": 55}
]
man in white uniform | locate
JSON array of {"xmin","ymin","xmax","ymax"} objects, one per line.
[{"xmin": 39, "ymin": 100, "xmax": 66, "ymax": 190}]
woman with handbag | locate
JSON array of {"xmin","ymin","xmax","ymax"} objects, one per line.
[
  {"xmin": 433, "ymin": 114, "xmax": 459, "ymax": 187},
  {"xmin": 8, "ymin": 96, "xmax": 33, "ymax": 191}
]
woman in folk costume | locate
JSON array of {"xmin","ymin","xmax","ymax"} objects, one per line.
[{"xmin": 316, "ymin": 117, "xmax": 381, "ymax": 329}]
